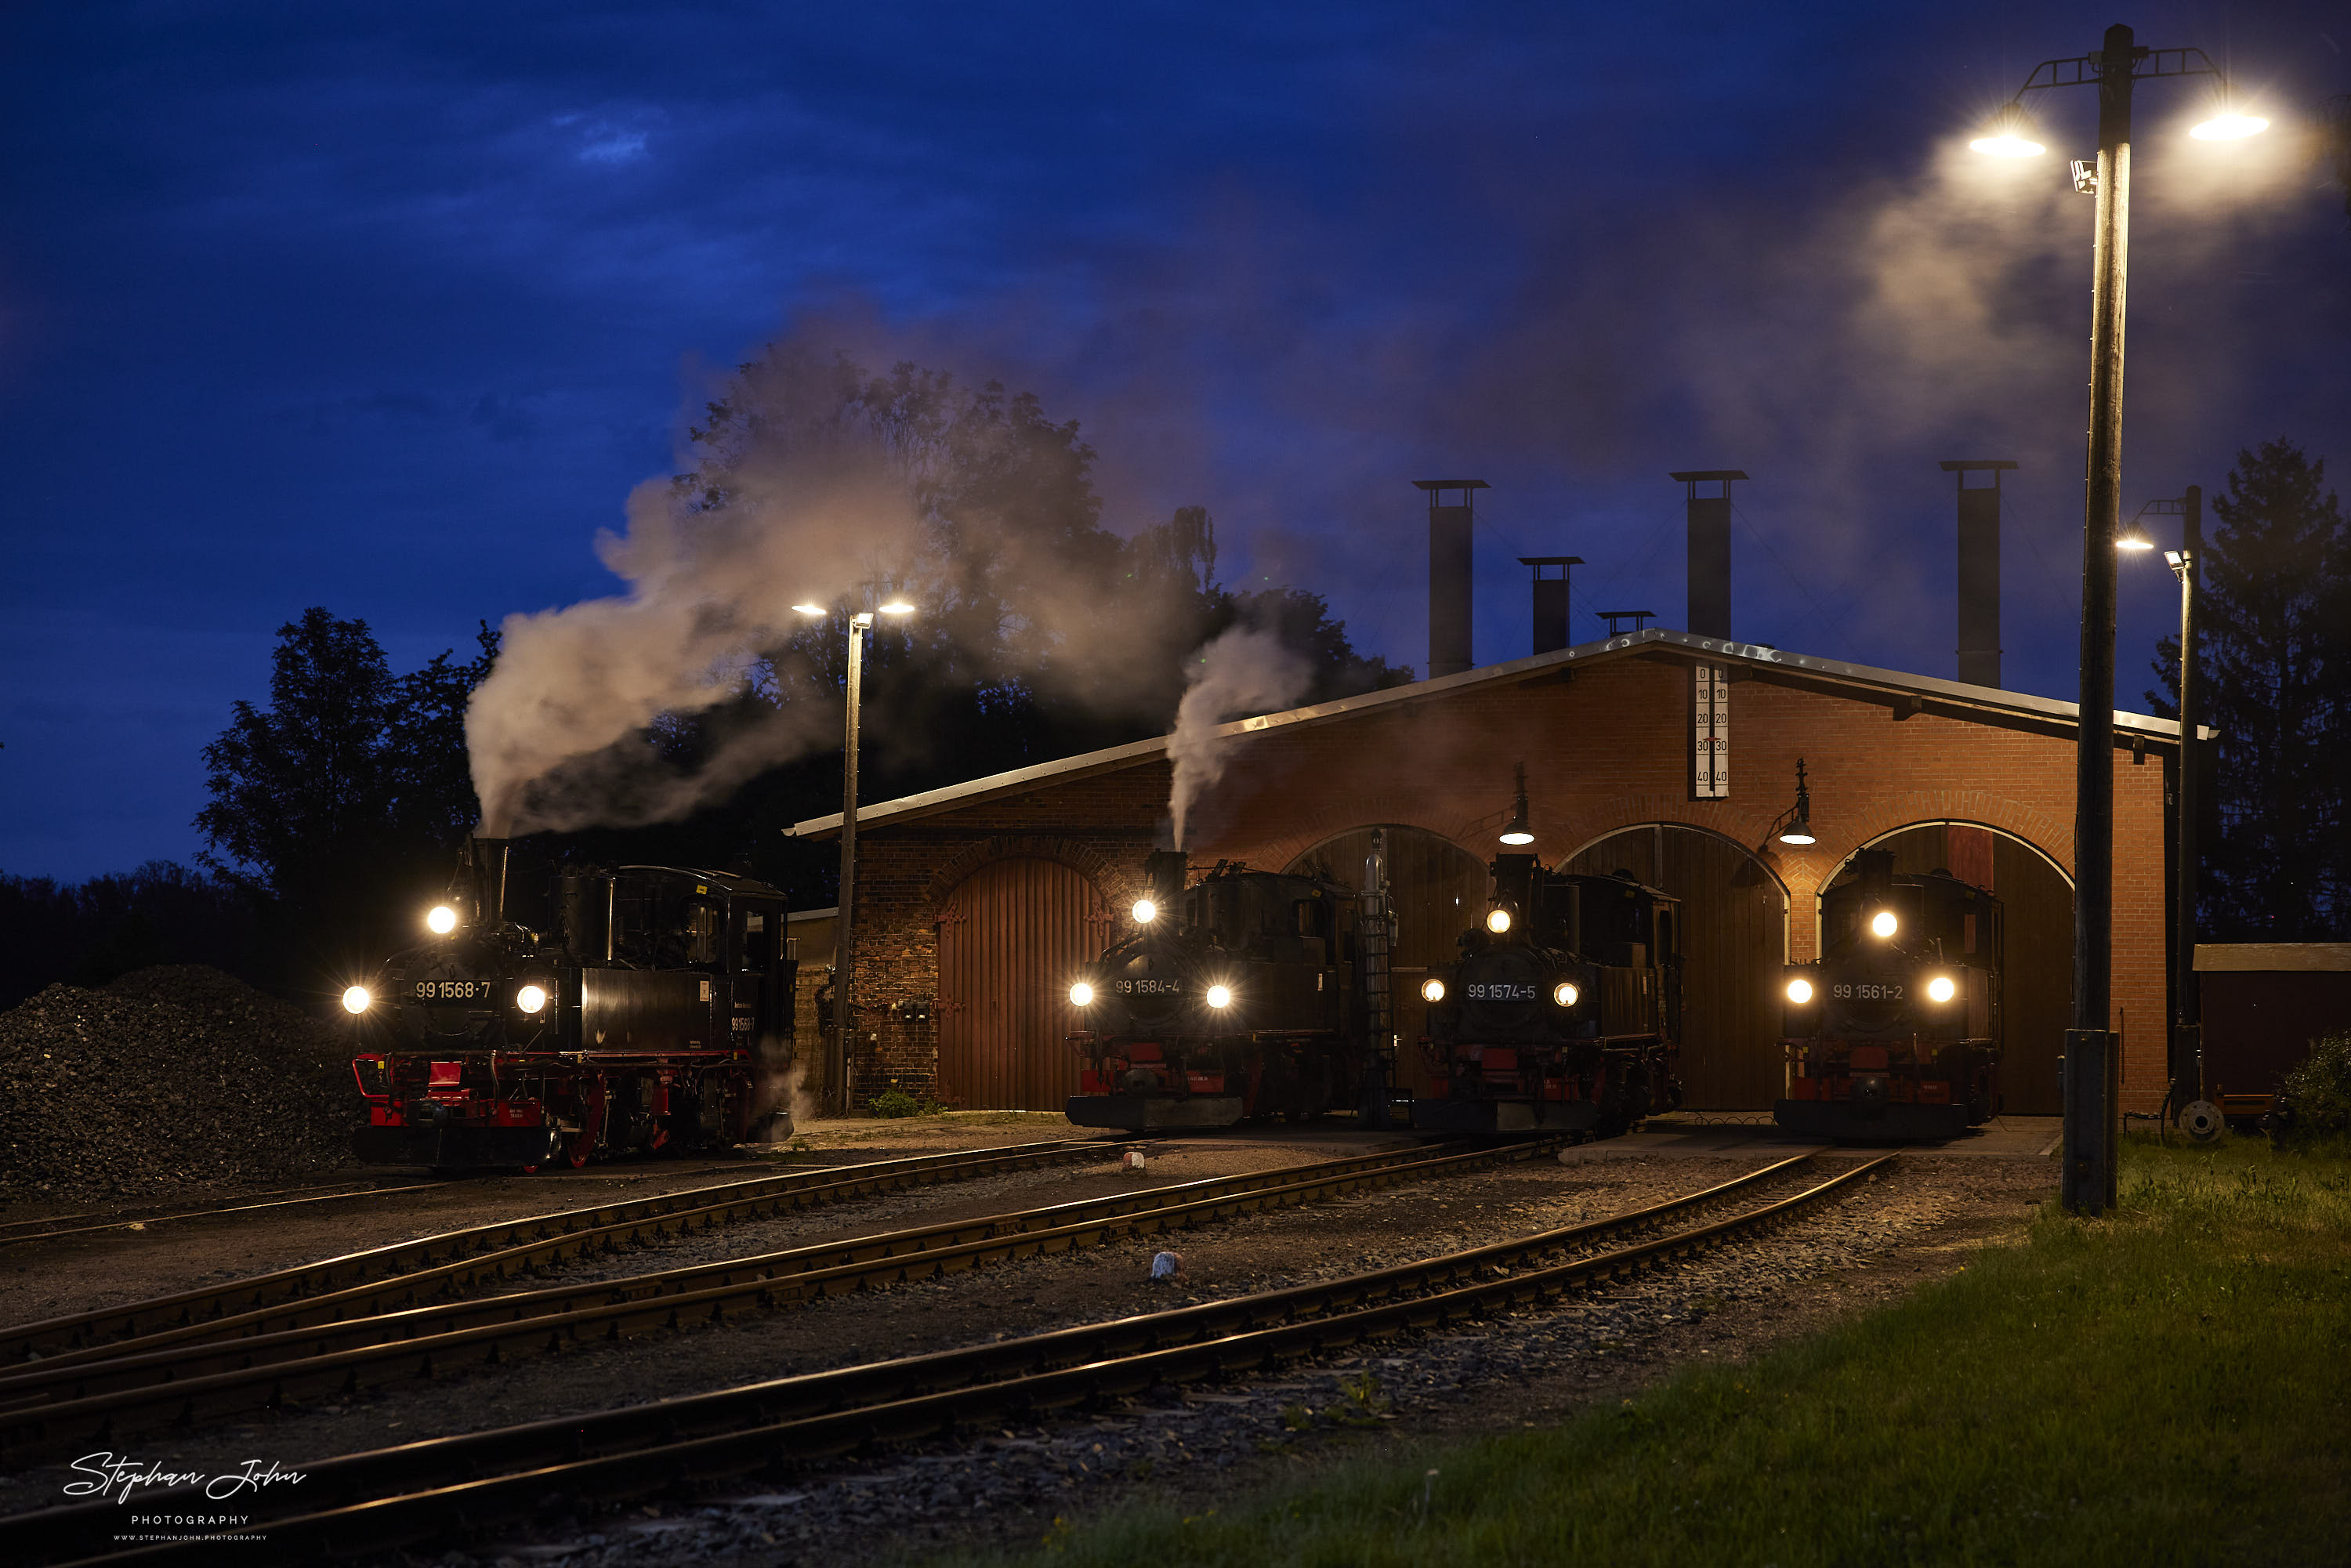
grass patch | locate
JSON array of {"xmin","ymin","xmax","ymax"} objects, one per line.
[{"xmin": 957, "ymin": 1138, "xmax": 2351, "ymax": 1566}]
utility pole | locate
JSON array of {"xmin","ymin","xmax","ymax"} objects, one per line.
[
  {"xmin": 2173, "ymin": 484, "xmax": 2203, "ymax": 1110},
  {"xmin": 833, "ymin": 610, "xmax": 871, "ymax": 1117},
  {"xmin": 2060, "ymin": 22, "xmax": 2140, "ymax": 1217}
]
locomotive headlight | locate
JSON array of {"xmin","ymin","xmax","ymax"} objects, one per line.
[
  {"xmin": 1132, "ymin": 899, "xmax": 1157, "ymax": 924},
  {"xmin": 341, "ymin": 985, "xmax": 371, "ymax": 1015},
  {"xmin": 1926, "ymin": 975, "xmax": 1958, "ymax": 1005},
  {"xmin": 1869, "ymin": 910, "xmax": 1898, "ymax": 940},
  {"xmin": 426, "ymin": 904, "xmax": 459, "ymax": 936},
  {"xmin": 1785, "ymin": 977, "xmax": 1815, "ymax": 1005},
  {"xmin": 1069, "ymin": 982, "xmax": 1095, "ymax": 1007},
  {"xmin": 516, "ymin": 984, "xmax": 549, "ymax": 1014},
  {"xmin": 1420, "ymin": 978, "xmax": 1446, "ymax": 1003},
  {"xmin": 1205, "ymin": 984, "xmax": 1233, "ymax": 1009},
  {"xmin": 1552, "ymin": 982, "xmax": 1579, "ymax": 1008},
  {"xmin": 1485, "ymin": 908, "xmax": 1512, "ymax": 935}
]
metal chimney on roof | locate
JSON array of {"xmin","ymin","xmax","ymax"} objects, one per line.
[
  {"xmin": 1416, "ymin": 480, "xmax": 1487, "ymax": 678},
  {"xmin": 1518, "ymin": 556, "xmax": 1583, "ymax": 654},
  {"xmin": 1940, "ymin": 459, "xmax": 2016, "ymax": 688},
  {"xmin": 1670, "ymin": 471, "xmax": 1746, "ymax": 639}
]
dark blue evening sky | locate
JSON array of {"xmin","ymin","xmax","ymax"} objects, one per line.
[{"xmin": 4, "ymin": 2, "xmax": 2345, "ymax": 879}]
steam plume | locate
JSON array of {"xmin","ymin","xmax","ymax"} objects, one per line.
[
  {"xmin": 465, "ymin": 353, "xmax": 925, "ymax": 836},
  {"xmin": 1165, "ymin": 625, "xmax": 1310, "ymax": 847}
]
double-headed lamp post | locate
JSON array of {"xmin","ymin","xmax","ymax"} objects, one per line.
[
  {"xmin": 793, "ymin": 594, "xmax": 915, "ymax": 1117},
  {"xmin": 1970, "ymin": 24, "xmax": 2263, "ymax": 1215},
  {"xmin": 2119, "ymin": 488, "xmax": 2205, "ymax": 1118}
]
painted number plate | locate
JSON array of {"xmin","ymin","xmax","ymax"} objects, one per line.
[{"xmin": 414, "ymin": 980, "xmax": 498, "ymax": 1000}]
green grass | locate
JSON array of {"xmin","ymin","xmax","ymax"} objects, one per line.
[{"xmin": 958, "ymin": 1137, "xmax": 2351, "ymax": 1567}]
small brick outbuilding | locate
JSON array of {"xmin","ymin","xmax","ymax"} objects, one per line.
[{"xmin": 791, "ymin": 628, "xmax": 2186, "ymax": 1117}]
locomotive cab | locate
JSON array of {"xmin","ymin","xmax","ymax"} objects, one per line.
[{"xmin": 1774, "ymin": 849, "xmax": 2003, "ymax": 1140}]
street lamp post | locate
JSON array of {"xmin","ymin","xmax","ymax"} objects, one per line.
[
  {"xmin": 2120, "ymin": 487, "xmax": 2205, "ymax": 1116},
  {"xmin": 795, "ymin": 594, "xmax": 915, "ymax": 1117},
  {"xmin": 1972, "ymin": 24, "xmax": 2262, "ymax": 1215}
]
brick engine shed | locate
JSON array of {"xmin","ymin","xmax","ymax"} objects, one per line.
[{"xmin": 791, "ymin": 628, "xmax": 2186, "ymax": 1119}]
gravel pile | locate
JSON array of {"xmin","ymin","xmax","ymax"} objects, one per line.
[{"xmin": 0, "ymin": 965, "xmax": 355, "ymax": 1206}]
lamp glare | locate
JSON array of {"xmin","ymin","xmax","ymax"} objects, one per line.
[{"xmin": 2189, "ymin": 112, "xmax": 2268, "ymax": 141}]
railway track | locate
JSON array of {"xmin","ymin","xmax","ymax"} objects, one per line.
[
  {"xmin": 0, "ymin": 1179, "xmax": 445, "ymax": 1251},
  {"xmin": 0, "ymin": 1137, "xmax": 1556, "ymax": 1461},
  {"xmin": 1, "ymin": 1137, "xmax": 1109, "ymax": 1367},
  {"xmin": 6, "ymin": 1149, "xmax": 1886, "ymax": 1566}
]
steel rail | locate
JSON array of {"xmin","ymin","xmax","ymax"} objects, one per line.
[
  {"xmin": 0, "ymin": 1139, "xmax": 1108, "ymax": 1364},
  {"xmin": 13, "ymin": 1150, "xmax": 1874, "ymax": 1567},
  {"xmin": 2, "ymin": 1139, "xmax": 1474, "ymax": 1386},
  {"xmin": 0, "ymin": 1180, "xmax": 447, "ymax": 1251},
  {"xmin": 0, "ymin": 1139, "xmax": 1550, "ymax": 1461}
]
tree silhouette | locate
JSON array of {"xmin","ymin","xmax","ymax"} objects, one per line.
[{"xmin": 2148, "ymin": 440, "xmax": 2349, "ymax": 938}]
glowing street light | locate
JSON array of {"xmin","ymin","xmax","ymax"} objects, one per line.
[
  {"xmin": 795, "ymin": 591, "xmax": 916, "ymax": 1117},
  {"xmin": 1970, "ymin": 25, "xmax": 2264, "ymax": 1216},
  {"xmin": 2121, "ymin": 490, "xmax": 2207, "ymax": 1121}
]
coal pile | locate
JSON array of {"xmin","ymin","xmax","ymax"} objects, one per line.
[{"xmin": 0, "ymin": 965, "xmax": 356, "ymax": 1207}]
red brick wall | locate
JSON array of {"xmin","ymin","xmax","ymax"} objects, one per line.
[{"xmin": 840, "ymin": 654, "xmax": 2174, "ymax": 1112}]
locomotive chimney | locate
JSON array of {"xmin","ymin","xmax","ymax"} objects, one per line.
[
  {"xmin": 471, "ymin": 836, "xmax": 512, "ymax": 928},
  {"xmin": 1669, "ymin": 470, "xmax": 1746, "ymax": 639},
  {"xmin": 1143, "ymin": 849, "xmax": 1187, "ymax": 908},
  {"xmin": 1415, "ymin": 480, "xmax": 1487, "ymax": 678},
  {"xmin": 1940, "ymin": 459, "xmax": 2015, "ymax": 688},
  {"xmin": 1518, "ymin": 556, "xmax": 1583, "ymax": 654}
]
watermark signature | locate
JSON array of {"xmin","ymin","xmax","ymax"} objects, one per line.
[{"xmin": 63, "ymin": 1452, "xmax": 308, "ymax": 1505}]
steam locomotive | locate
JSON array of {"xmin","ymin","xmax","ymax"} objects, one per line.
[
  {"xmin": 342, "ymin": 838, "xmax": 797, "ymax": 1169},
  {"xmin": 1064, "ymin": 851, "xmax": 1378, "ymax": 1132},
  {"xmin": 1414, "ymin": 855, "xmax": 1685, "ymax": 1135},
  {"xmin": 1773, "ymin": 849, "xmax": 2003, "ymax": 1139}
]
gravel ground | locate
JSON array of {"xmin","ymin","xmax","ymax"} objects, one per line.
[
  {"xmin": 0, "ymin": 1141, "xmax": 2052, "ymax": 1563},
  {"xmin": 0, "ymin": 966, "xmax": 356, "ymax": 1207}
]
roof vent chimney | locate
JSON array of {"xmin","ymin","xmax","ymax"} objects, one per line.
[
  {"xmin": 1670, "ymin": 471, "xmax": 1745, "ymax": 639},
  {"xmin": 1416, "ymin": 480, "xmax": 1487, "ymax": 678},
  {"xmin": 1518, "ymin": 556, "xmax": 1583, "ymax": 654},
  {"xmin": 1940, "ymin": 459, "xmax": 2015, "ymax": 689}
]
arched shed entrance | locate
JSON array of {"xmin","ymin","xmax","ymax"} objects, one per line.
[
  {"xmin": 1825, "ymin": 823, "xmax": 2073, "ymax": 1115},
  {"xmin": 1563, "ymin": 824, "xmax": 1789, "ymax": 1110},
  {"xmin": 934, "ymin": 856, "xmax": 1110, "ymax": 1110},
  {"xmin": 1285, "ymin": 825, "xmax": 1487, "ymax": 1098}
]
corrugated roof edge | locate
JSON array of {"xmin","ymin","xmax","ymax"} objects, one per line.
[{"xmin": 788, "ymin": 626, "xmax": 2209, "ymax": 839}]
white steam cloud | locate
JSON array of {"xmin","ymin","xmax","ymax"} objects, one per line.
[
  {"xmin": 466, "ymin": 358, "xmax": 926, "ymax": 836},
  {"xmin": 1165, "ymin": 625, "xmax": 1310, "ymax": 847}
]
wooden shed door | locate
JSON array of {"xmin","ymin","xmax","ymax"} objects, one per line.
[
  {"xmin": 936, "ymin": 858, "xmax": 1107, "ymax": 1110},
  {"xmin": 1567, "ymin": 826, "xmax": 1788, "ymax": 1110}
]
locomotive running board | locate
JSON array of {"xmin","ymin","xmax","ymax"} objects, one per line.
[{"xmin": 1064, "ymin": 1095, "xmax": 1246, "ymax": 1131}]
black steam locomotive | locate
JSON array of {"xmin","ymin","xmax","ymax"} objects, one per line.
[
  {"xmin": 1064, "ymin": 851, "xmax": 1377, "ymax": 1132},
  {"xmin": 342, "ymin": 838, "xmax": 796, "ymax": 1169},
  {"xmin": 1773, "ymin": 849, "xmax": 2003, "ymax": 1139},
  {"xmin": 1414, "ymin": 855, "xmax": 1684, "ymax": 1135}
]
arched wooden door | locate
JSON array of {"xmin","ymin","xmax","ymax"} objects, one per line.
[
  {"xmin": 1566, "ymin": 825, "xmax": 1788, "ymax": 1110},
  {"xmin": 1285, "ymin": 826, "xmax": 1489, "ymax": 1099},
  {"xmin": 935, "ymin": 857, "xmax": 1110, "ymax": 1110}
]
